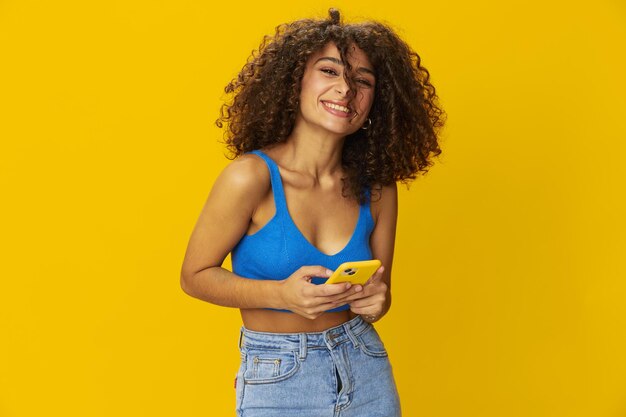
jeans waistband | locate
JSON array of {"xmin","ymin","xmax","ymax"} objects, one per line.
[{"xmin": 239, "ymin": 315, "xmax": 370, "ymax": 358}]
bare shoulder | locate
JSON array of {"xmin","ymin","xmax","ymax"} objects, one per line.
[
  {"xmin": 370, "ymin": 182, "xmax": 398, "ymax": 222},
  {"xmin": 218, "ymin": 153, "xmax": 269, "ymax": 188},
  {"xmin": 211, "ymin": 153, "xmax": 271, "ymax": 202}
]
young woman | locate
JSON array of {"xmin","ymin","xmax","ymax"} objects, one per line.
[{"xmin": 181, "ymin": 9, "xmax": 444, "ymax": 417}]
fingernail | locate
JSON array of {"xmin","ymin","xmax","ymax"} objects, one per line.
[
  {"xmin": 345, "ymin": 283, "xmax": 352, "ymax": 289},
  {"xmin": 326, "ymin": 269, "xmax": 333, "ymax": 276}
]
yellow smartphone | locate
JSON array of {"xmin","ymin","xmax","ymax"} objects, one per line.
[{"xmin": 325, "ymin": 260, "xmax": 382, "ymax": 285}]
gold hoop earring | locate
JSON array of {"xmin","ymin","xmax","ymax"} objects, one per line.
[{"xmin": 361, "ymin": 118, "xmax": 372, "ymax": 130}]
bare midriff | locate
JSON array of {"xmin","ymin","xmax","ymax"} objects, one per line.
[{"xmin": 240, "ymin": 309, "xmax": 358, "ymax": 333}]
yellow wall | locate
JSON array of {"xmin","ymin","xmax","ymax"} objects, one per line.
[{"xmin": 1, "ymin": 1, "xmax": 625, "ymax": 416}]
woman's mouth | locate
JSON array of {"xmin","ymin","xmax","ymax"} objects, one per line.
[{"xmin": 321, "ymin": 101, "xmax": 353, "ymax": 118}]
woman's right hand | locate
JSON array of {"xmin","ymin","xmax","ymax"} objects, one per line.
[{"xmin": 278, "ymin": 266, "xmax": 363, "ymax": 320}]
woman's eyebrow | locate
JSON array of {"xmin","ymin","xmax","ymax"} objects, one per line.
[
  {"xmin": 315, "ymin": 56, "xmax": 343, "ymax": 66},
  {"xmin": 315, "ymin": 57, "xmax": 375, "ymax": 76}
]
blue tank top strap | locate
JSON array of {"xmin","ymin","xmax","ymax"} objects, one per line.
[
  {"xmin": 364, "ymin": 187, "xmax": 371, "ymax": 202},
  {"xmin": 362, "ymin": 187, "xmax": 375, "ymax": 232},
  {"xmin": 248, "ymin": 150, "xmax": 289, "ymax": 216}
]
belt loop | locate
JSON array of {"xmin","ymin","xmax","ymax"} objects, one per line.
[
  {"xmin": 238, "ymin": 328, "xmax": 244, "ymax": 349},
  {"xmin": 299, "ymin": 333, "xmax": 308, "ymax": 360},
  {"xmin": 343, "ymin": 322, "xmax": 360, "ymax": 349}
]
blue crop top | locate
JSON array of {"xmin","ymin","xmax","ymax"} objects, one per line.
[{"xmin": 230, "ymin": 150, "xmax": 376, "ymax": 313}]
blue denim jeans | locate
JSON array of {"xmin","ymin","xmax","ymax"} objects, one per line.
[{"xmin": 235, "ymin": 315, "xmax": 401, "ymax": 417}]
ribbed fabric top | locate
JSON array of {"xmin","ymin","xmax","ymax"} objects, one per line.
[{"xmin": 231, "ymin": 150, "xmax": 375, "ymax": 313}]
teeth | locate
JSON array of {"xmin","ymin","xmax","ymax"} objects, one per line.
[{"xmin": 323, "ymin": 102, "xmax": 350, "ymax": 113}]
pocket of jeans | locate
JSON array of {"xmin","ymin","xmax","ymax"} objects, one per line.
[
  {"xmin": 242, "ymin": 349, "xmax": 300, "ymax": 385},
  {"xmin": 357, "ymin": 326, "xmax": 389, "ymax": 358}
]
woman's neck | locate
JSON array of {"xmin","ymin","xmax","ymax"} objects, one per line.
[{"xmin": 278, "ymin": 123, "xmax": 346, "ymax": 180}]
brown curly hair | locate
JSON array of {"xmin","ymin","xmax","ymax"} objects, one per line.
[{"xmin": 216, "ymin": 8, "xmax": 445, "ymax": 203}]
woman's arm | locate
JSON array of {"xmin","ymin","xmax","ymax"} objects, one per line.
[
  {"xmin": 369, "ymin": 182, "xmax": 399, "ymax": 316},
  {"xmin": 180, "ymin": 155, "xmax": 282, "ymax": 308},
  {"xmin": 180, "ymin": 155, "xmax": 357, "ymax": 316},
  {"xmin": 339, "ymin": 182, "xmax": 398, "ymax": 322}
]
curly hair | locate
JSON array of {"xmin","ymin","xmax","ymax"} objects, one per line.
[{"xmin": 216, "ymin": 8, "xmax": 445, "ymax": 203}]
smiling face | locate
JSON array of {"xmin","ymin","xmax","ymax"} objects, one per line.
[{"xmin": 295, "ymin": 42, "xmax": 376, "ymax": 137}]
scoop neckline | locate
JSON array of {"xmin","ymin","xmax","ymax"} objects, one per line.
[{"xmin": 252, "ymin": 150, "xmax": 363, "ymax": 258}]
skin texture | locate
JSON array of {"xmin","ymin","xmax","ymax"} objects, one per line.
[{"xmin": 180, "ymin": 42, "xmax": 398, "ymax": 332}]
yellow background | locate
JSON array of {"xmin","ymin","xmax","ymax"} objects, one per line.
[{"xmin": 1, "ymin": 1, "xmax": 625, "ymax": 416}]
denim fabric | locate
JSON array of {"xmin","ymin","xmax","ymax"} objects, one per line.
[{"xmin": 235, "ymin": 316, "xmax": 401, "ymax": 417}]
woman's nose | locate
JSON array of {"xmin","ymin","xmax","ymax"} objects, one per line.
[{"xmin": 335, "ymin": 77, "xmax": 352, "ymax": 96}]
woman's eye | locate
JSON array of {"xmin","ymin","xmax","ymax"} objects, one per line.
[
  {"xmin": 321, "ymin": 68, "xmax": 338, "ymax": 76},
  {"xmin": 356, "ymin": 79, "xmax": 373, "ymax": 87}
]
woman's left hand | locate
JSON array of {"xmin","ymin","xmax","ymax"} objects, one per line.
[{"xmin": 332, "ymin": 266, "xmax": 388, "ymax": 321}]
